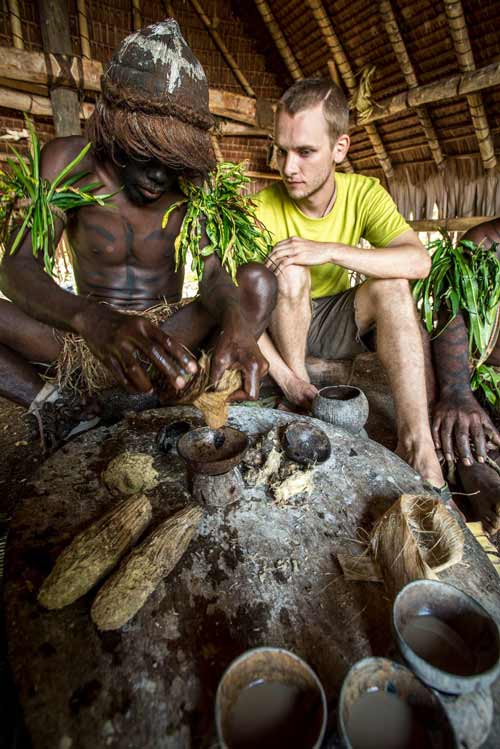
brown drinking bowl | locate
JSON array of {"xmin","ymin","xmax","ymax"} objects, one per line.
[
  {"xmin": 339, "ymin": 657, "xmax": 457, "ymax": 749},
  {"xmin": 215, "ymin": 647, "xmax": 327, "ymax": 749},
  {"xmin": 393, "ymin": 580, "xmax": 500, "ymax": 694},
  {"xmin": 177, "ymin": 426, "xmax": 249, "ymax": 475}
]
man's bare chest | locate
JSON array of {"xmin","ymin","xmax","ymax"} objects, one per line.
[{"xmin": 68, "ymin": 202, "xmax": 182, "ymax": 269}]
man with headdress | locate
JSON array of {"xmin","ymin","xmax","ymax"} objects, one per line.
[{"xmin": 0, "ymin": 20, "xmax": 276, "ymax": 447}]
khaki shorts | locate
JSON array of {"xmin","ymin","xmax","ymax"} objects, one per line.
[{"xmin": 307, "ymin": 285, "xmax": 374, "ymax": 360}]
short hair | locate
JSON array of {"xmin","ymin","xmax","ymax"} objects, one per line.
[{"xmin": 277, "ymin": 78, "xmax": 349, "ymax": 142}]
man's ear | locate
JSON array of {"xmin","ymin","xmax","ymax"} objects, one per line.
[{"xmin": 333, "ymin": 134, "xmax": 350, "ymax": 165}]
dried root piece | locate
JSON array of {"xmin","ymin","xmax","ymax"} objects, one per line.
[
  {"xmin": 102, "ymin": 452, "xmax": 159, "ymax": 497},
  {"xmin": 91, "ymin": 504, "xmax": 203, "ymax": 630},
  {"xmin": 38, "ymin": 494, "xmax": 152, "ymax": 610},
  {"xmin": 272, "ymin": 467, "xmax": 315, "ymax": 506}
]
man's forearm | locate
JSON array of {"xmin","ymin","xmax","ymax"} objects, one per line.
[
  {"xmin": 0, "ymin": 255, "xmax": 95, "ymax": 334},
  {"xmin": 327, "ymin": 242, "xmax": 430, "ymax": 280},
  {"xmin": 433, "ymin": 311, "xmax": 472, "ymax": 397}
]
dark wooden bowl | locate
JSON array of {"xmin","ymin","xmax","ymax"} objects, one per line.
[
  {"xmin": 177, "ymin": 426, "xmax": 249, "ymax": 476},
  {"xmin": 282, "ymin": 421, "xmax": 331, "ymax": 465},
  {"xmin": 393, "ymin": 580, "xmax": 500, "ymax": 695}
]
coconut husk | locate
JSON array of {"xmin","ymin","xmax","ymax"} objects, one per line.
[
  {"xmin": 169, "ymin": 352, "xmax": 242, "ymax": 429},
  {"xmin": 338, "ymin": 494, "xmax": 464, "ymax": 597}
]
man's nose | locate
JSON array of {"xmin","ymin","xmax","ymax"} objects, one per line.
[
  {"xmin": 283, "ymin": 153, "xmax": 298, "ymax": 176},
  {"xmin": 146, "ymin": 165, "xmax": 168, "ymax": 185}
]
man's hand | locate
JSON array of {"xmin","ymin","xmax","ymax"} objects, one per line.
[
  {"xmin": 267, "ymin": 237, "xmax": 332, "ymax": 270},
  {"xmin": 80, "ymin": 306, "xmax": 197, "ymax": 393},
  {"xmin": 432, "ymin": 391, "xmax": 500, "ymax": 466},
  {"xmin": 210, "ymin": 325, "xmax": 269, "ymax": 401}
]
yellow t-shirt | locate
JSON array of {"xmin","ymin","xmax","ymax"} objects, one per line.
[{"xmin": 253, "ymin": 172, "xmax": 410, "ymax": 299}]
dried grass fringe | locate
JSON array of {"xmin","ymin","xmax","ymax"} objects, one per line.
[
  {"xmin": 389, "ymin": 159, "xmax": 500, "ymax": 220},
  {"xmin": 338, "ymin": 494, "xmax": 464, "ymax": 597}
]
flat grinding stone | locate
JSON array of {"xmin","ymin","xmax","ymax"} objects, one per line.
[{"xmin": 3, "ymin": 406, "xmax": 500, "ymax": 748}]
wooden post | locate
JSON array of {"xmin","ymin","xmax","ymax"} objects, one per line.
[
  {"xmin": 132, "ymin": 0, "xmax": 142, "ymax": 32},
  {"xmin": 77, "ymin": 0, "xmax": 91, "ymax": 59},
  {"xmin": 443, "ymin": 0, "xmax": 496, "ymax": 170},
  {"xmin": 8, "ymin": 0, "xmax": 24, "ymax": 50},
  {"xmin": 37, "ymin": 0, "xmax": 81, "ymax": 137},
  {"xmin": 188, "ymin": 0, "xmax": 256, "ymax": 97},
  {"xmin": 305, "ymin": 0, "xmax": 394, "ymax": 179},
  {"xmin": 379, "ymin": 0, "xmax": 445, "ymax": 170}
]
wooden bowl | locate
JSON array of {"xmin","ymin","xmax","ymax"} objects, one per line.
[
  {"xmin": 393, "ymin": 580, "xmax": 500, "ymax": 694},
  {"xmin": 177, "ymin": 426, "xmax": 248, "ymax": 475},
  {"xmin": 311, "ymin": 385, "xmax": 369, "ymax": 434},
  {"xmin": 339, "ymin": 657, "xmax": 457, "ymax": 749},
  {"xmin": 216, "ymin": 647, "xmax": 327, "ymax": 749}
]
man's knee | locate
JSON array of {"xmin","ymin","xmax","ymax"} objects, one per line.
[
  {"xmin": 365, "ymin": 278, "xmax": 413, "ymax": 309},
  {"xmin": 274, "ymin": 263, "xmax": 310, "ymax": 301},
  {"xmin": 237, "ymin": 262, "xmax": 278, "ymax": 310}
]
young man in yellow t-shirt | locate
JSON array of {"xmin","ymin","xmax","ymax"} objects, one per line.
[{"xmin": 253, "ymin": 78, "xmax": 444, "ymax": 490}]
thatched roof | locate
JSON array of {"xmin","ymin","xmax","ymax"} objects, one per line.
[{"xmin": 0, "ymin": 0, "xmax": 499, "ymax": 225}]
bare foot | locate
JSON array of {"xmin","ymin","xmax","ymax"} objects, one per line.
[
  {"xmin": 396, "ymin": 432, "xmax": 444, "ymax": 488},
  {"xmin": 458, "ymin": 458, "xmax": 500, "ymax": 535},
  {"xmin": 278, "ymin": 374, "xmax": 318, "ymax": 411}
]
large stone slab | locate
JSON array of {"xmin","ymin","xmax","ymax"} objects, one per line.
[{"xmin": 4, "ymin": 406, "xmax": 500, "ymax": 748}]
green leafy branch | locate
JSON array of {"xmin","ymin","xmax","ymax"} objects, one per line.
[
  {"xmin": 0, "ymin": 118, "xmax": 113, "ymax": 276},
  {"xmin": 413, "ymin": 230, "xmax": 500, "ymax": 404},
  {"xmin": 162, "ymin": 161, "xmax": 273, "ymax": 284}
]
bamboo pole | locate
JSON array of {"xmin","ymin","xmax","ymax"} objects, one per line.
[
  {"xmin": 305, "ymin": 0, "xmax": 394, "ymax": 179},
  {"xmin": 77, "ymin": 0, "xmax": 91, "ymax": 59},
  {"xmin": 379, "ymin": 0, "xmax": 444, "ymax": 170},
  {"xmin": 0, "ymin": 85, "xmax": 93, "ymax": 119},
  {"xmin": 8, "ymin": 0, "xmax": 24, "ymax": 50},
  {"xmin": 132, "ymin": 0, "xmax": 142, "ymax": 32},
  {"xmin": 210, "ymin": 133, "xmax": 224, "ymax": 163},
  {"xmin": 188, "ymin": 0, "xmax": 256, "ymax": 98},
  {"xmin": 253, "ymin": 0, "xmax": 302, "ymax": 83},
  {"xmin": 443, "ymin": 0, "xmax": 496, "ymax": 170}
]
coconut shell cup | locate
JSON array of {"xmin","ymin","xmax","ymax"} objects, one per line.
[{"xmin": 311, "ymin": 385, "xmax": 369, "ymax": 434}]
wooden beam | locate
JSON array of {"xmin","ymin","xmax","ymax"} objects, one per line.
[
  {"xmin": 379, "ymin": 0, "xmax": 445, "ymax": 170},
  {"xmin": 218, "ymin": 121, "xmax": 270, "ymax": 137},
  {"xmin": 357, "ymin": 62, "xmax": 500, "ymax": 124},
  {"xmin": 0, "ymin": 47, "xmax": 498, "ymax": 131},
  {"xmin": 443, "ymin": 0, "xmax": 496, "ymax": 170},
  {"xmin": 188, "ymin": 0, "xmax": 256, "ymax": 97},
  {"xmin": 254, "ymin": 0, "xmax": 302, "ymax": 82},
  {"xmin": 37, "ymin": 0, "xmax": 81, "ymax": 137},
  {"xmin": 8, "ymin": 0, "xmax": 24, "ymax": 50},
  {"xmin": 305, "ymin": 0, "xmax": 394, "ymax": 179},
  {"xmin": 0, "ymin": 85, "xmax": 93, "ymax": 119},
  {"xmin": 409, "ymin": 217, "xmax": 492, "ymax": 233},
  {"xmin": 76, "ymin": 0, "xmax": 91, "ymax": 59}
]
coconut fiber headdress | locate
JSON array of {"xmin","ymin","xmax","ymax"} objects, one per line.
[{"xmin": 87, "ymin": 19, "xmax": 216, "ymax": 175}]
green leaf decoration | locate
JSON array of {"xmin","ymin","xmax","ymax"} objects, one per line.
[
  {"xmin": 413, "ymin": 230, "xmax": 500, "ymax": 406},
  {"xmin": 162, "ymin": 161, "xmax": 273, "ymax": 285},
  {"xmin": 0, "ymin": 117, "xmax": 114, "ymax": 276}
]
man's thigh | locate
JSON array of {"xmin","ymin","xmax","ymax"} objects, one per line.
[
  {"xmin": 0, "ymin": 299, "xmax": 61, "ymax": 363},
  {"xmin": 307, "ymin": 286, "xmax": 372, "ymax": 360}
]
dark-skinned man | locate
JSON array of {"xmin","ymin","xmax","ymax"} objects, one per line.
[
  {"xmin": 431, "ymin": 217, "xmax": 500, "ymax": 532},
  {"xmin": 0, "ymin": 20, "xmax": 276, "ymax": 448}
]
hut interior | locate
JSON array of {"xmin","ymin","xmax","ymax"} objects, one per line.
[{"xmin": 0, "ymin": 2, "xmax": 500, "ymax": 748}]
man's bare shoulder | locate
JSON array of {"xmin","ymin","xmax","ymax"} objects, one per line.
[{"xmin": 40, "ymin": 136, "xmax": 95, "ymax": 183}]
